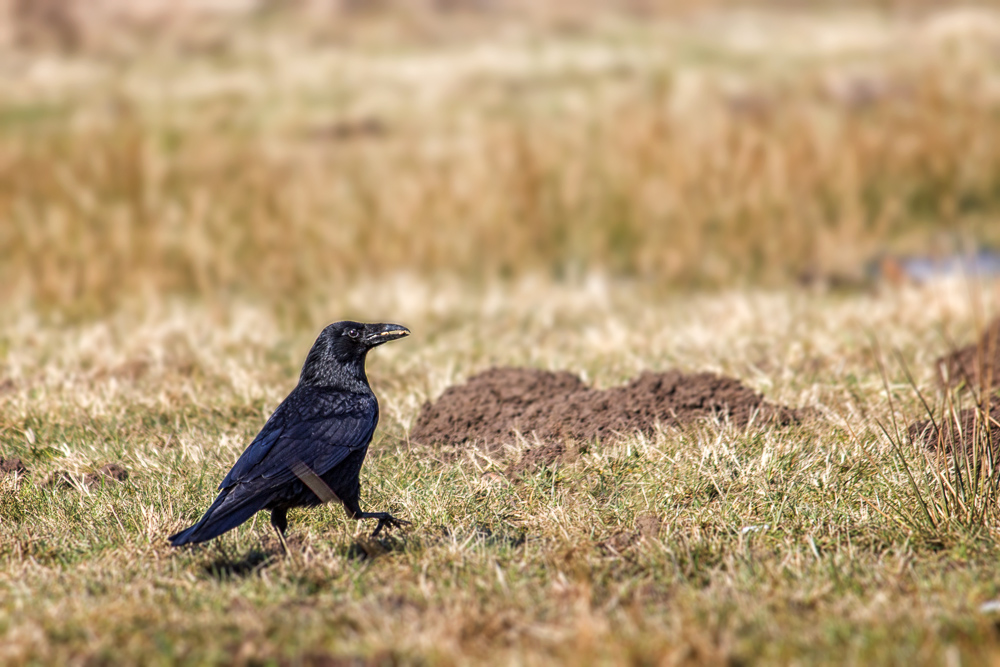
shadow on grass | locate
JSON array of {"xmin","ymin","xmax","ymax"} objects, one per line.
[
  {"xmin": 196, "ymin": 523, "xmax": 526, "ymax": 571},
  {"xmin": 344, "ymin": 534, "xmax": 410, "ymax": 561},
  {"xmin": 202, "ymin": 548, "xmax": 277, "ymax": 580},
  {"xmin": 343, "ymin": 523, "xmax": 526, "ymax": 561},
  {"xmin": 468, "ymin": 524, "xmax": 527, "ymax": 549}
]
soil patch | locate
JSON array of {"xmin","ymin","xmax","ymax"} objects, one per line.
[
  {"xmin": 0, "ymin": 457, "xmax": 29, "ymax": 477},
  {"xmin": 91, "ymin": 462, "xmax": 129, "ymax": 484},
  {"xmin": 908, "ymin": 406, "xmax": 1000, "ymax": 461},
  {"xmin": 411, "ymin": 367, "xmax": 803, "ymax": 474},
  {"xmin": 42, "ymin": 462, "xmax": 130, "ymax": 489},
  {"xmin": 411, "ymin": 368, "xmax": 587, "ymax": 450},
  {"xmin": 937, "ymin": 317, "xmax": 1000, "ymax": 390},
  {"xmin": 911, "ymin": 317, "xmax": 1000, "ymax": 459}
]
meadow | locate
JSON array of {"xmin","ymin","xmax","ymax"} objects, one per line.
[{"xmin": 3, "ymin": 3, "xmax": 1000, "ymax": 664}]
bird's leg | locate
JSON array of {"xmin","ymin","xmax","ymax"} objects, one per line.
[
  {"xmin": 342, "ymin": 497, "xmax": 409, "ymax": 537},
  {"xmin": 270, "ymin": 508, "xmax": 289, "ymax": 555},
  {"xmin": 354, "ymin": 511, "xmax": 411, "ymax": 537}
]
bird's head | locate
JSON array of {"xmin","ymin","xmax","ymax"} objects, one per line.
[{"xmin": 299, "ymin": 321, "xmax": 410, "ymax": 389}]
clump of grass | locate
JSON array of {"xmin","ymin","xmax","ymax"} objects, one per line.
[{"xmin": 862, "ymin": 340, "xmax": 1000, "ymax": 548}]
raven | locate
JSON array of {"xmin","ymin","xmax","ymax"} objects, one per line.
[{"xmin": 169, "ymin": 321, "xmax": 410, "ymax": 547}]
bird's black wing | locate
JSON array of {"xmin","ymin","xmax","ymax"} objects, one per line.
[
  {"xmin": 219, "ymin": 387, "xmax": 378, "ymax": 491},
  {"xmin": 168, "ymin": 389, "xmax": 377, "ymax": 547}
]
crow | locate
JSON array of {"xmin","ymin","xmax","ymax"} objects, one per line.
[{"xmin": 169, "ymin": 321, "xmax": 410, "ymax": 547}]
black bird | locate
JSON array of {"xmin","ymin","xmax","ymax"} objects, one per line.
[{"xmin": 169, "ymin": 321, "xmax": 410, "ymax": 547}]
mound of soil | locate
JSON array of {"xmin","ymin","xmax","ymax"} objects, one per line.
[
  {"xmin": 0, "ymin": 457, "xmax": 28, "ymax": 477},
  {"xmin": 911, "ymin": 318, "xmax": 1000, "ymax": 461},
  {"xmin": 92, "ymin": 463, "xmax": 129, "ymax": 484},
  {"xmin": 43, "ymin": 462, "xmax": 130, "ymax": 489},
  {"xmin": 908, "ymin": 406, "xmax": 1000, "ymax": 461},
  {"xmin": 937, "ymin": 317, "xmax": 1000, "ymax": 390},
  {"xmin": 411, "ymin": 368, "xmax": 588, "ymax": 451},
  {"xmin": 410, "ymin": 367, "xmax": 803, "ymax": 473}
]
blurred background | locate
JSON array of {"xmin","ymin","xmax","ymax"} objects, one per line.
[{"xmin": 3, "ymin": 0, "xmax": 1000, "ymax": 324}]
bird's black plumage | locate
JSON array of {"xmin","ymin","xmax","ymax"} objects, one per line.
[{"xmin": 169, "ymin": 321, "xmax": 410, "ymax": 547}]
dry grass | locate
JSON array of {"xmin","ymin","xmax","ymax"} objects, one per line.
[
  {"xmin": 4, "ymin": 278, "xmax": 1000, "ymax": 664},
  {"xmin": 3, "ymin": 6, "xmax": 1000, "ymax": 318},
  {"xmin": 5, "ymin": 4, "xmax": 1000, "ymax": 665}
]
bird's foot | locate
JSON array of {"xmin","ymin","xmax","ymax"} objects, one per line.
[
  {"xmin": 272, "ymin": 525, "xmax": 289, "ymax": 556},
  {"xmin": 357, "ymin": 512, "xmax": 411, "ymax": 537}
]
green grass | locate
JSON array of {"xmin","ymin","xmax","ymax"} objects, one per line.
[{"xmin": 3, "ymin": 280, "xmax": 1000, "ymax": 664}]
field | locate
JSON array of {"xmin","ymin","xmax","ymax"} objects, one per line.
[{"xmin": 4, "ymin": 2, "xmax": 1000, "ymax": 664}]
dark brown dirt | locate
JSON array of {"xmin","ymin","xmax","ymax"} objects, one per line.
[
  {"xmin": 908, "ymin": 318, "xmax": 1000, "ymax": 458},
  {"xmin": 508, "ymin": 442, "xmax": 572, "ymax": 476},
  {"xmin": 0, "ymin": 457, "xmax": 28, "ymax": 477},
  {"xmin": 41, "ymin": 470, "xmax": 76, "ymax": 489},
  {"xmin": 43, "ymin": 463, "xmax": 129, "ymax": 489},
  {"xmin": 412, "ymin": 368, "xmax": 588, "ymax": 450},
  {"xmin": 908, "ymin": 406, "xmax": 1000, "ymax": 461},
  {"xmin": 281, "ymin": 651, "xmax": 399, "ymax": 667},
  {"xmin": 91, "ymin": 463, "xmax": 129, "ymax": 484},
  {"xmin": 410, "ymin": 367, "xmax": 803, "ymax": 475},
  {"xmin": 937, "ymin": 317, "xmax": 1000, "ymax": 391}
]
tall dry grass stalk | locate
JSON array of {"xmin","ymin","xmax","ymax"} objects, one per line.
[{"xmin": 2, "ymin": 66, "xmax": 999, "ymax": 318}]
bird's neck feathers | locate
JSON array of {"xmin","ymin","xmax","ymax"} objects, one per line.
[{"xmin": 298, "ymin": 345, "xmax": 371, "ymax": 393}]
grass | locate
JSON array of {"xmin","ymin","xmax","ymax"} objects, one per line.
[
  {"xmin": 5, "ymin": 3, "xmax": 1000, "ymax": 664},
  {"xmin": 4, "ymin": 5, "xmax": 1000, "ymax": 319},
  {"xmin": 4, "ymin": 279, "xmax": 1000, "ymax": 664}
]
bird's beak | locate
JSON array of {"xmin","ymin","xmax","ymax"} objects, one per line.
[{"xmin": 364, "ymin": 323, "xmax": 410, "ymax": 347}]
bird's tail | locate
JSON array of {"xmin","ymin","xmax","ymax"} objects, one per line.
[{"xmin": 168, "ymin": 487, "xmax": 270, "ymax": 547}]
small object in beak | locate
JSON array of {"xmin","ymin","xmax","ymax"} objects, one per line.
[{"xmin": 364, "ymin": 324, "xmax": 410, "ymax": 346}]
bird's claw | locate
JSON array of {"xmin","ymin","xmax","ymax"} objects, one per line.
[{"xmin": 370, "ymin": 515, "xmax": 411, "ymax": 538}]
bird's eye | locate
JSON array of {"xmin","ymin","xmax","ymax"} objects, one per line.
[{"xmin": 347, "ymin": 329, "xmax": 360, "ymax": 339}]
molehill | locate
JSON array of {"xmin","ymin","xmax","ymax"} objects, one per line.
[
  {"xmin": 937, "ymin": 316, "xmax": 1000, "ymax": 391},
  {"xmin": 410, "ymin": 367, "xmax": 803, "ymax": 473},
  {"xmin": 907, "ymin": 317, "xmax": 1000, "ymax": 461},
  {"xmin": 908, "ymin": 405, "xmax": 1000, "ymax": 463}
]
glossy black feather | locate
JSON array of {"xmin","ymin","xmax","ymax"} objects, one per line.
[
  {"xmin": 169, "ymin": 321, "xmax": 409, "ymax": 547},
  {"xmin": 221, "ymin": 389, "xmax": 376, "ymax": 489}
]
